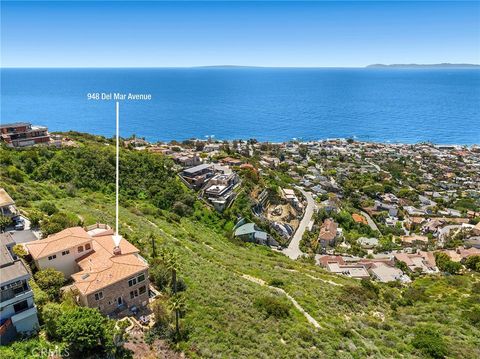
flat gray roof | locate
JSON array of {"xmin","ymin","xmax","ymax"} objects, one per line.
[
  {"xmin": 0, "ymin": 243, "xmax": 14, "ymax": 267},
  {"xmin": 0, "ymin": 260, "xmax": 30, "ymax": 285},
  {"xmin": 0, "ymin": 232, "xmax": 15, "ymax": 247},
  {"xmin": 183, "ymin": 163, "xmax": 212, "ymax": 175},
  {"xmin": 0, "ymin": 122, "xmax": 32, "ymax": 130}
]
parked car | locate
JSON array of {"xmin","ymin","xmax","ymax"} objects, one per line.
[{"xmin": 14, "ymin": 218, "xmax": 25, "ymax": 230}]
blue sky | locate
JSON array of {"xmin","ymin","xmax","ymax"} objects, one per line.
[{"xmin": 1, "ymin": 1, "xmax": 479, "ymax": 67}]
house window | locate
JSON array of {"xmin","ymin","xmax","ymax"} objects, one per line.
[
  {"xmin": 94, "ymin": 291, "xmax": 104, "ymax": 301},
  {"xmin": 129, "ymin": 290, "xmax": 139, "ymax": 299},
  {"xmin": 78, "ymin": 246, "xmax": 84, "ymax": 253},
  {"xmin": 13, "ymin": 300, "xmax": 28, "ymax": 314},
  {"xmin": 139, "ymin": 285, "xmax": 147, "ymax": 295},
  {"xmin": 48, "ymin": 254, "xmax": 57, "ymax": 261},
  {"xmin": 85, "ymin": 243, "xmax": 91, "ymax": 250},
  {"xmin": 137, "ymin": 273, "xmax": 145, "ymax": 283},
  {"xmin": 62, "ymin": 250, "xmax": 70, "ymax": 256},
  {"xmin": 128, "ymin": 277, "xmax": 137, "ymax": 287}
]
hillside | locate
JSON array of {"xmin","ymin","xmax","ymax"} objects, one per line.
[{"xmin": 1, "ymin": 134, "xmax": 479, "ymax": 359}]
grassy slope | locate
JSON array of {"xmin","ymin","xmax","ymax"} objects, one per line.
[{"xmin": 1, "ymin": 159, "xmax": 479, "ymax": 358}]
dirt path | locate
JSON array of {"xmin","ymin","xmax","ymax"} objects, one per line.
[{"xmin": 241, "ymin": 274, "xmax": 322, "ymax": 329}]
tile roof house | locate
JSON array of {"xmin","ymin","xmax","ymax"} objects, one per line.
[
  {"xmin": 24, "ymin": 226, "xmax": 149, "ymax": 315},
  {"xmin": 441, "ymin": 247, "xmax": 480, "ymax": 262},
  {"xmin": 25, "ymin": 227, "xmax": 93, "ymax": 277},
  {"xmin": 352, "ymin": 213, "xmax": 368, "ymax": 225},
  {"xmin": 394, "ymin": 252, "xmax": 438, "ymax": 273},
  {"xmin": 0, "ymin": 188, "xmax": 19, "ymax": 218},
  {"xmin": 317, "ymin": 219, "xmax": 339, "ymax": 248}
]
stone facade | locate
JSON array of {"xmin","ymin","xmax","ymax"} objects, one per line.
[{"xmin": 80, "ymin": 268, "xmax": 149, "ymax": 315}]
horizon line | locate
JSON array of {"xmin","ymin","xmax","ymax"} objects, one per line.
[{"xmin": 2, "ymin": 64, "xmax": 480, "ymax": 70}]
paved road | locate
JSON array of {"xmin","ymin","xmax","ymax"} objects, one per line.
[
  {"xmin": 283, "ymin": 188, "xmax": 316, "ymax": 260},
  {"xmin": 359, "ymin": 210, "xmax": 380, "ymax": 232}
]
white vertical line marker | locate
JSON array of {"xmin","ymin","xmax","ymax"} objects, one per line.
[
  {"xmin": 113, "ymin": 101, "xmax": 121, "ymax": 248},
  {"xmin": 116, "ymin": 101, "xmax": 119, "ymax": 236}
]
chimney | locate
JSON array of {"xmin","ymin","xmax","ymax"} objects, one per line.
[{"xmin": 113, "ymin": 246, "xmax": 122, "ymax": 255}]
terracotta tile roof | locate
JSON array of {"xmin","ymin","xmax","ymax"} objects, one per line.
[
  {"xmin": 352, "ymin": 213, "xmax": 367, "ymax": 225},
  {"xmin": 418, "ymin": 251, "xmax": 437, "ymax": 268},
  {"xmin": 92, "ymin": 233, "xmax": 139, "ymax": 255},
  {"xmin": 318, "ymin": 219, "xmax": 338, "ymax": 241},
  {"xmin": 318, "ymin": 255, "xmax": 345, "ymax": 267},
  {"xmin": 25, "ymin": 227, "xmax": 91, "ymax": 259},
  {"xmin": 72, "ymin": 235, "xmax": 146, "ymax": 295},
  {"xmin": 0, "ymin": 188, "xmax": 14, "ymax": 207},
  {"xmin": 457, "ymin": 247, "xmax": 480, "ymax": 259}
]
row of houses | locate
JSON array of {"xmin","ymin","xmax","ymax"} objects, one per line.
[
  {"xmin": 318, "ymin": 245, "xmax": 480, "ymax": 283},
  {"xmin": 318, "ymin": 255, "xmax": 410, "ymax": 282}
]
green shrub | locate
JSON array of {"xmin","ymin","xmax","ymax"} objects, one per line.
[
  {"xmin": 150, "ymin": 259, "xmax": 171, "ymax": 290},
  {"xmin": 56, "ymin": 306, "xmax": 114, "ymax": 355},
  {"xmin": 34, "ymin": 268, "xmax": 65, "ymax": 300},
  {"xmin": 463, "ymin": 306, "xmax": 480, "ymax": 326},
  {"xmin": 0, "ymin": 215, "xmax": 12, "ymax": 231},
  {"xmin": 339, "ymin": 285, "xmax": 377, "ymax": 308},
  {"xmin": 268, "ymin": 278, "xmax": 285, "ymax": 287},
  {"xmin": 360, "ymin": 278, "xmax": 379, "ymax": 296},
  {"xmin": 465, "ymin": 255, "xmax": 480, "ymax": 272},
  {"xmin": 254, "ymin": 295, "xmax": 291, "ymax": 319},
  {"xmin": 27, "ymin": 209, "xmax": 44, "ymax": 227},
  {"xmin": 435, "ymin": 252, "xmax": 462, "ymax": 274},
  {"xmin": 6, "ymin": 166, "xmax": 25, "ymax": 182},
  {"xmin": 39, "ymin": 201, "xmax": 59, "ymax": 215},
  {"xmin": 0, "ymin": 337, "xmax": 65, "ymax": 359},
  {"xmin": 40, "ymin": 212, "xmax": 81, "ymax": 237},
  {"xmin": 41, "ymin": 302, "xmax": 63, "ymax": 339},
  {"xmin": 401, "ymin": 286, "xmax": 428, "ymax": 306},
  {"xmin": 29, "ymin": 279, "xmax": 49, "ymax": 307},
  {"xmin": 412, "ymin": 326, "xmax": 448, "ymax": 358}
]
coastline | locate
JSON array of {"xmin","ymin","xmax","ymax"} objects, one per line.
[{"xmin": 54, "ymin": 130, "xmax": 480, "ymax": 147}]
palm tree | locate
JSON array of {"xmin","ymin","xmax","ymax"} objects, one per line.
[
  {"xmin": 150, "ymin": 232, "xmax": 157, "ymax": 258},
  {"xmin": 169, "ymin": 294, "xmax": 185, "ymax": 341},
  {"xmin": 162, "ymin": 249, "xmax": 179, "ymax": 294}
]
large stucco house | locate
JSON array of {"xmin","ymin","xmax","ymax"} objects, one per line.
[{"xmin": 25, "ymin": 225, "xmax": 149, "ymax": 315}]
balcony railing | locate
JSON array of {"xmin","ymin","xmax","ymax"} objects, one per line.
[{"xmin": 0, "ymin": 285, "xmax": 31, "ymax": 303}]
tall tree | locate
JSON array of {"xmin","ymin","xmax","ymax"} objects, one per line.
[{"xmin": 169, "ymin": 294, "xmax": 185, "ymax": 341}]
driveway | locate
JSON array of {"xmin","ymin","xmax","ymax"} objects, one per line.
[
  {"xmin": 359, "ymin": 210, "xmax": 380, "ymax": 232},
  {"xmin": 283, "ymin": 188, "xmax": 316, "ymax": 260}
]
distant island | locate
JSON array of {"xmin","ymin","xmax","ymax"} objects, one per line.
[{"xmin": 367, "ymin": 63, "xmax": 480, "ymax": 68}]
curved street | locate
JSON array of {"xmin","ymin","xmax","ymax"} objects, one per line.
[
  {"xmin": 359, "ymin": 209, "xmax": 380, "ymax": 232},
  {"xmin": 283, "ymin": 188, "xmax": 316, "ymax": 260}
]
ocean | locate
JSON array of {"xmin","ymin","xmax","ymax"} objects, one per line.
[{"xmin": 1, "ymin": 68, "xmax": 479, "ymax": 144}]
